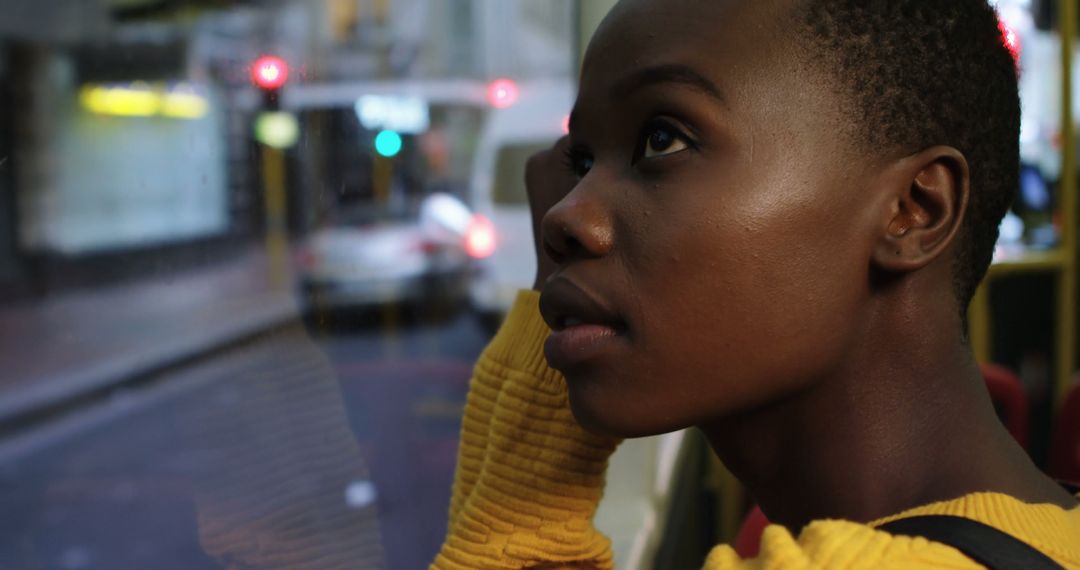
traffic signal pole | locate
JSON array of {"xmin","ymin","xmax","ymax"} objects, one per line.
[
  {"xmin": 260, "ymin": 144, "xmax": 289, "ymax": 289},
  {"xmin": 251, "ymin": 55, "xmax": 292, "ymax": 289}
]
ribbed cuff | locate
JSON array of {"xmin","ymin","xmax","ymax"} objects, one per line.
[
  {"xmin": 432, "ymin": 289, "xmax": 620, "ymax": 570},
  {"xmin": 482, "ymin": 290, "xmax": 563, "ymax": 385}
]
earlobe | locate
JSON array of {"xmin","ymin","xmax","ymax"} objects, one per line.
[{"xmin": 872, "ymin": 146, "xmax": 969, "ymax": 274}]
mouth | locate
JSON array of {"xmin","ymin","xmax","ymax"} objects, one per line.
[
  {"xmin": 539, "ymin": 278, "xmax": 626, "ymax": 332},
  {"xmin": 549, "ymin": 312, "xmax": 629, "ymax": 333},
  {"xmin": 539, "ymin": 278, "xmax": 629, "ymax": 370}
]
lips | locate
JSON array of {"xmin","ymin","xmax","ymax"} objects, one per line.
[
  {"xmin": 539, "ymin": 278, "xmax": 629, "ymax": 370},
  {"xmin": 539, "ymin": 278, "xmax": 624, "ymax": 331}
]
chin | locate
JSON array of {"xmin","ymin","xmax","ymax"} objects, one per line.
[{"xmin": 565, "ymin": 380, "xmax": 687, "ymax": 439}]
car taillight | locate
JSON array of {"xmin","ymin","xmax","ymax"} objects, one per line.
[
  {"xmin": 464, "ymin": 214, "xmax": 496, "ymax": 259},
  {"xmin": 418, "ymin": 239, "xmax": 440, "ymax": 255}
]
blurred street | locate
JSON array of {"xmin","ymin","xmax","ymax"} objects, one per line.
[
  {"xmin": 0, "ymin": 302, "xmax": 489, "ymax": 570},
  {"xmin": 0, "ymin": 248, "xmax": 300, "ymax": 429},
  {"xmin": 0, "ymin": 1, "xmax": 572, "ymax": 568}
]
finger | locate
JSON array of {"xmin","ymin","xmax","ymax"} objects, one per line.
[{"xmin": 525, "ymin": 136, "xmax": 574, "ymax": 205}]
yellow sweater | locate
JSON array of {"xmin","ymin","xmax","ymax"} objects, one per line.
[{"xmin": 432, "ymin": 291, "xmax": 1080, "ymax": 569}]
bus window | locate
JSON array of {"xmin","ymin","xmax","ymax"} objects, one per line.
[{"xmin": 492, "ymin": 143, "xmax": 550, "ymax": 205}]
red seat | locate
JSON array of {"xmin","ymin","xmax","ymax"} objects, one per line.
[
  {"xmin": 733, "ymin": 504, "xmax": 769, "ymax": 558},
  {"xmin": 980, "ymin": 363, "xmax": 1029, "ymax": 449},
  {"xmin": 1048, "ymin": 378, "xmax": 1080, "ymax": 484}
]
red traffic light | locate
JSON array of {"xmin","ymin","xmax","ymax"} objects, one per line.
[
  {"xmin": 486, "ymin": 79, "xmax": 519, "ymax": 109},
  {"xmin": 251, "ymin": 55, "xmax": 289, "ymax": 90}
]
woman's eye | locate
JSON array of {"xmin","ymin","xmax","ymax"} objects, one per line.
[
  {"xmin": 642, "ymin": 124, "xmax": 689, "ymax": 159},
  {"xmin": 564, "ymin": 147, "xmax": 594, "ymax": 178}
]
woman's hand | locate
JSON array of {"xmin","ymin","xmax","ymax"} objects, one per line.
[
  {"xmin": 432, "ymin": 291, "xmax": 620, "ymax": 570},
  {"xmin": 526, "ymin": 137, "xmax": 576, "ymax": 291}
]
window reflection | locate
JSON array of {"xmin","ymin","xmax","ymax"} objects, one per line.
[{"xmin": 0, "ymin": 1, "xmax": 575, "ymax": 568}]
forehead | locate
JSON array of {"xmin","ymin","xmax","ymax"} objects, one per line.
[
  {"xmin": 578, "ymin": 0, "xmax": 858, "ymax": 166},
  {"xmin": 583, "ymin": 0, "xmax": 798, "ymax": 87}
]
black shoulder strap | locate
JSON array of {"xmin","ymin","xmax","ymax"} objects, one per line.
[{"xmin": 879, "ymin": 515, "xmax": 1064, "ymax": 570}]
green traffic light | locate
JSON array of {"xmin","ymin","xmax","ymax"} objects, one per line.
[{"xmin": 375, "ymin": 130, "xmax": 403, "ymax": 157}]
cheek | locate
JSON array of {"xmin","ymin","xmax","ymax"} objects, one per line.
[{"xmin": 630, "ymin": 187, "xmax": 867, "ymax": 413}]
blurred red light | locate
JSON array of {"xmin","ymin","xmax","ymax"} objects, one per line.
[
  {"xmin": 252, "ymin": 55, "xmax": 289, "ymax": 90},
  {"xmin": 486, "ymin": 79, "xmax": 520, "ymax": 109},
  {"xmin": 465, "ymin": 215, "xmax": 496, "ymax": 259},
  {"xmin": 561, "ymin": 114, "xmax": 571, "ymax": 135},
  {"xmin": 416, "ymin": 239, "xmax": 441, "ymax": 255},
  {"xmin": 999, "ymin": 19, "xmax": 1021, "ymax": 63}
]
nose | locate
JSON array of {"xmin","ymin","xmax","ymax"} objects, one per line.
[{"xmin": 541, "ymin": 185, "xmax": 614, "ymax": 265}]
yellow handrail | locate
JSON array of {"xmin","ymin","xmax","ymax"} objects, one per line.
[{"xmin": 1059, "ymin": 0, "xmax": 1079, "ymax": 405}]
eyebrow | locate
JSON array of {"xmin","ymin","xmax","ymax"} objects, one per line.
[
  {"xmin": 568, "ymin": 64, "xmax": 727, "ymax": 135},
  {"xmin": 611, "ymin": 63, "xmax": 727, "ymax": 105}
]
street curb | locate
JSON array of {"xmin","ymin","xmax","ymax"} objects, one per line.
[{"xmin": 0, "ymin": 300, "xmax": 303, "ymax": 434}]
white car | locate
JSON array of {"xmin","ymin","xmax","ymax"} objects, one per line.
[
  {"xmin": 467, "ymin": 80, "xmax": 576, "ymax": 319},
  {"xmin": 298, "ymin": 194, "xmax": 489, "ymax": 312}
]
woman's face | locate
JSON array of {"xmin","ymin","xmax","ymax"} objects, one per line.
[{"xmin": 538, "ymin": 0, "xmax": 882, "ymax": 437}]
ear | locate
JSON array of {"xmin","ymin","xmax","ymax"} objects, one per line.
[{"xmin": 871, "ymin": 146, "xmax": 970, "ymax": 273}]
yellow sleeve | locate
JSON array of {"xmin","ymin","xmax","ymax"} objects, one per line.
[
  {"xmin": 432, "ymin": 290, "xmax": 622, "ymax": 570},
  {"xmin": 703, "ymin": 521, "xmax": 991, "ymax": 570},
  {"xmin": 701, "ymin": 489, "xmax": 1080, "ymax": 568}
]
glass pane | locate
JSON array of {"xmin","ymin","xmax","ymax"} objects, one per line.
[
  {"xmin": 493, "ymin": 143, "xmax": 550, "ymax": 205},
  {"xmin": 0, "ymin": 1, "xmax": 575, "ymax": 568},
  {"xmin": 984, "ymin": 0, "xmax": 1069, "ymax": 468},
  {"xmin": 999, "ymin": 0, "xmax": 1061, "ymax": 253}
]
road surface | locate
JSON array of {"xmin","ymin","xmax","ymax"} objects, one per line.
[{"xmin": 0, "ymin": 308, "xmax": 492, "ymax": 570}]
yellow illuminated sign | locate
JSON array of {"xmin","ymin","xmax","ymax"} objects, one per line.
[
  {"xmin": 79, "ymin": 82, "xmax": 210, "ymax": 119},
  {"xmin": 161, "ymin": 91, "xmax": 210, "ymax": 119}
]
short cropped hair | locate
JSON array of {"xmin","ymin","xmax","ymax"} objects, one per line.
[{"xmin": 793, "ymin": 0, "xmax": 1021, "ymax": 315}]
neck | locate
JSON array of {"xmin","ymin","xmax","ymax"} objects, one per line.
[{"xmin": 699, "ymin": 285, "xmax": 1072, "ymax": 531}]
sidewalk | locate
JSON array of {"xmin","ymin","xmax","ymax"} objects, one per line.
[{"xmin": 0, "ymin": 248, "xmax": 302, "ymax": 426}]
